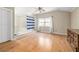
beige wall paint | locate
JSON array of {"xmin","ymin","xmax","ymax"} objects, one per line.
[
  {"xmin": 71, "ymin": 8, "xmax": 79, "ymax": 29},
  {"xmin": 35, "ymin": 11, "xmax": 71, "ymax": 35}
]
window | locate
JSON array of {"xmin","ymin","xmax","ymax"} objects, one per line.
[
  {"xmin": 26, "ymin": 16, "xmax": 35, "ymax": 30},
  {"xmin": 38, "ymin": 17, "xmax": 53, "ymax": 33},
  {"xmin": 38, "ymin": 17, "xmax": 52, "ymax": 27}
]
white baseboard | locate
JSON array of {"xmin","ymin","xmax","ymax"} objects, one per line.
[{"xmin": 52, "ymin": 32, "xmax": 67, "ymax": 35}]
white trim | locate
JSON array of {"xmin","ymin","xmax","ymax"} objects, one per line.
[{"xmin": 10, "ymin": 9, "xmax": 14, "ymax": 40}]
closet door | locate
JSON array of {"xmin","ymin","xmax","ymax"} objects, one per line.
[
  {"xmin": 2, "ymin": 8, "xmax": 9, "ymax": 42},
  {"xmin": 6, "ymin": 10, "xmax": 11, "ymax": 40},
  {"xmin": 0, "ymin": 8, "xmax": 2, "ymax": 41},
  {"xmin": 0, "ymin": 8, "xmax": 12, "ymax": 43}
]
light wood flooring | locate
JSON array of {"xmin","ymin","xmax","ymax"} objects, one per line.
[{"xmin": 0, "ymin": 32, "xmax": 73, "ymax": 52}]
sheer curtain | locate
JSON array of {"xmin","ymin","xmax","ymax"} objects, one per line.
[{"xmin": 37, "ymin": 17, "xmax": 53, "ymax": 33}]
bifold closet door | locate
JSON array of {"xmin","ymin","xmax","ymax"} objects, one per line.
[
  {"xmin": 0, "ymin": 8, "xmax": 2, "ymax": 41},
  {"xmin": 0, "ymin": 8, "xmax": 12, "ymax": 43}
]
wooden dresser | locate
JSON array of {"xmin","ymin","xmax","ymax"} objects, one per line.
[{"xmin": 67, "ymin": 29, "xmax": 79, "ymax": 52}]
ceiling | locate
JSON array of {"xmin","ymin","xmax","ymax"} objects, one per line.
[{"xmin": 15, "ymin": 7, "xmax": 76, "ymax": 16}]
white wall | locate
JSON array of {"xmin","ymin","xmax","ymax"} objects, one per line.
[
  {"xmin": 53, "ymin": 11, "xmax": 71, "ymax": 35},
  {"xmin": 71, "ymin": 8, "xmax": 79, "ymax": 29},
  {"xmin": 15, "ymin": 15, "xmax": 27, "ymax": 35},
  {"xmin": 5, "ymin": 7, "xmax": 14, "ymax": 37},
  {"xmin": 35, "ymin": 11, "xmax": 71, "ymax": 35},
  {"xmin": 15, "ymin": 9, "xmax": 71, "ymax": 35}
]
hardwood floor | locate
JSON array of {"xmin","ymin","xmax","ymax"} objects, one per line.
[{"xmin": 0, "ymin": 32, "xmax": 73, "ymax": 52}]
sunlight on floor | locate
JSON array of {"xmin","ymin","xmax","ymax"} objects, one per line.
[{"xmin": 38, "ymin": 36, "xmax": 52, "ymax": 50}]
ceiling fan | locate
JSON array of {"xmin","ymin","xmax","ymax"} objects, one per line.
[
  {"xmin": 37, "ymin": 7, "xmax": 45, "ymax": 13},
  {"xmin": 33, "ymin": 7, "xmax": 45, "ymax": 14}
]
